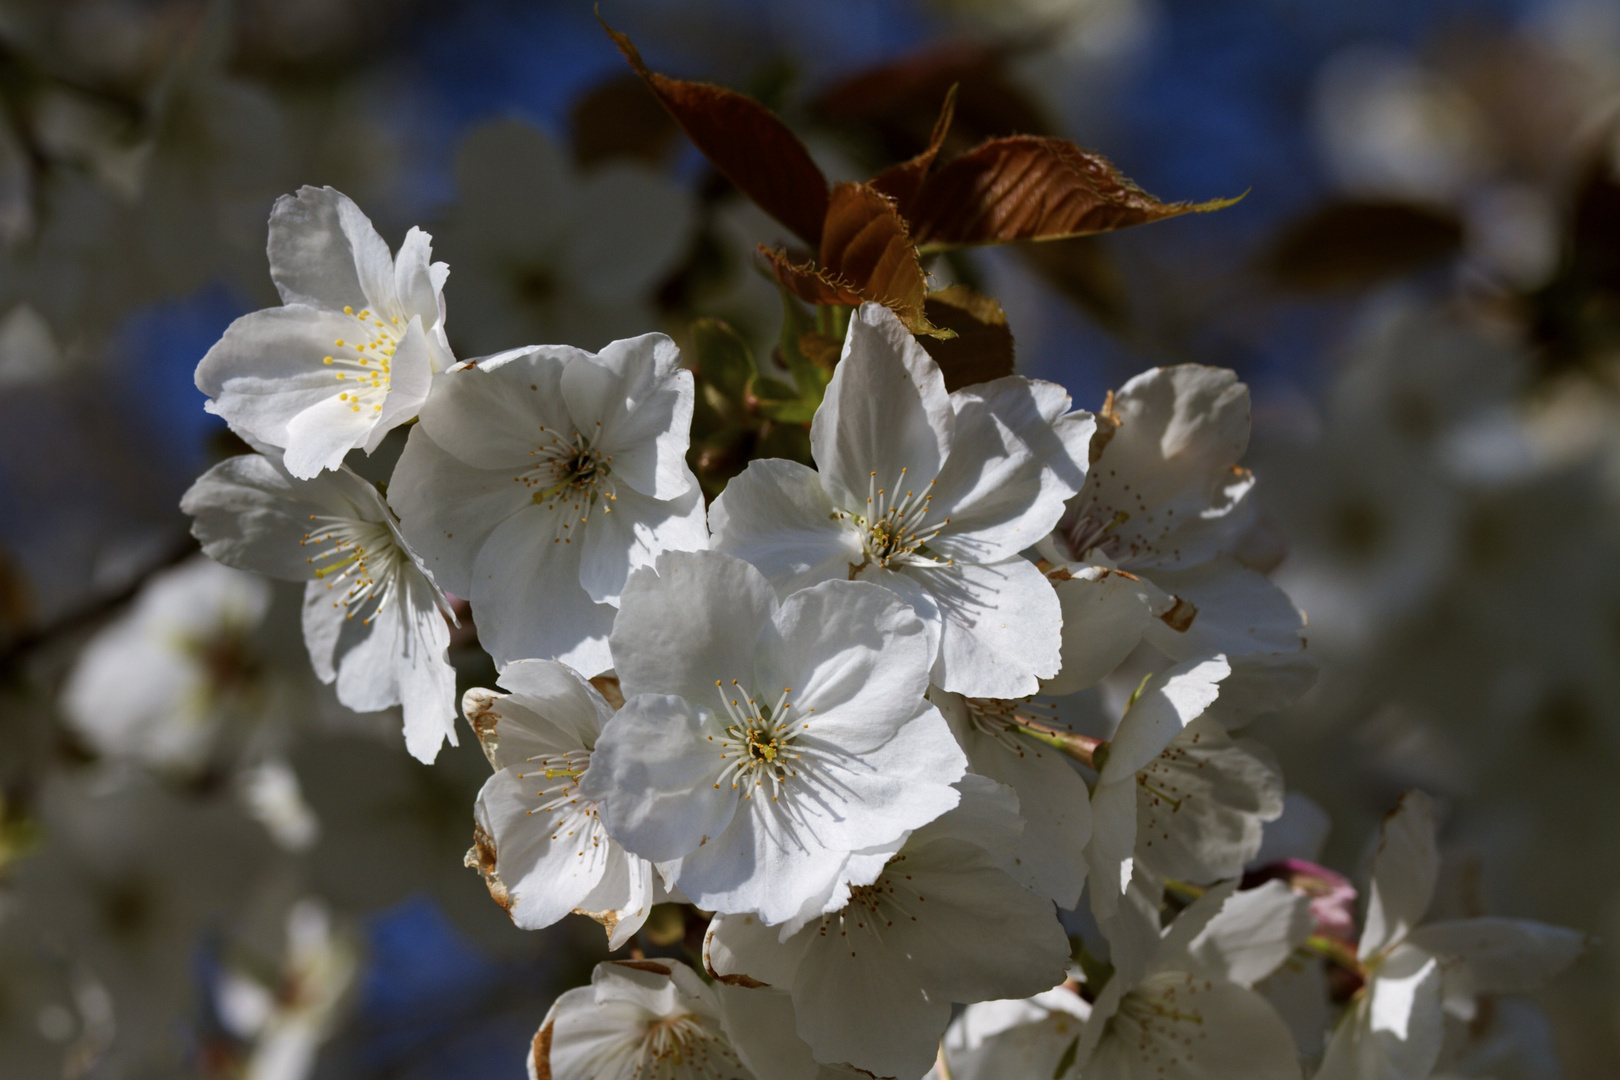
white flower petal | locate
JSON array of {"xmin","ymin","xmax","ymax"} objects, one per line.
[
  {"xmin": 710, "ymin": 458, "xmax": 863, "ymax": 597},
  {"xmin": 811, "ymin": 303, "xmax": 953, "ymax": 513},
  {"xmin": 1183, "ymin": 880, "xmax": 1314, "ymax": 988},
  {"xmin": 908, "ymin": 555, "xmax": 1063, "ymax": 698},
  {"xmin": 582, "ymin": 694, "xmax": 736, "ymax": 863},
  {"xmin": 415, "ymin": 350, "xmax": 576, "ymax": 470},
  {"xmin": 1101, "ymin": 655, "xmax": 1231, "ymax": 781},
  {"xmin": 1044, "ymin": 568, "xmax": 1157, "ymax": 695},
  {"xmin": 389, "ymin": 427, "xmax": 530, "ymax": 598},
  {"xmin": 568, "ymin": 333, "xmax": 695, "ymax": 501},
  {"xmin": 610, "ymin": 551, "xmax": 779, "ymax": 704},
  {"xmin": 578, "ymin": 483, "xmax": 707, "ymax": 607},
  {"xmin": 1359, "ymin": 790, "xmax": 1439, "ymax": 960},
  {"xmin": 469, "ymin": 506, "xmax": 615, "ymax": 672},
  {"xmin": 266, "ymin": 186, "xmax": 394, "ymax": 312},
  {"xmin": 1316, "ymin": 944, "xmax": 1444, "ymax": 1080},
  {"xmin": 1403, "ymin": 917, "xmax": 1586, "ymax": 997},
  {"xmin": 929, "ymin": 377, "xmax": 1091, "ymax": 564},
  {"xmin": 196, "ymin": 307, "xmax": 364, "ymax": 458}
]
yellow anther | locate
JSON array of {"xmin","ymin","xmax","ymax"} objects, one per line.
[
  {"xmin": 323, "ymin": 356, "xmax": 333, "ymax": 365},
  {"xmin": 343, "ymin": 305, "xmax": 354, "ymax": 315},
  {"xmin": 359, "ymin": 310, "xmax": 370, "ymax": 318},
  {"xmin": 335, "ymin": 339, "xmax": 345, "ymax": 347},
  {"xmin": 336, "ymin": 373, "xmax": 346, "ymax": 380},
  {"xmin": 339, "ymin": 393, "xmax": 349, "ymax": 401}
]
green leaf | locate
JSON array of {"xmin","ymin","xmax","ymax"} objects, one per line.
[
  {"xmin": 690, "ymin": 317, "xmax": 757, "ymax": 404},
  {"xmin": 748, "ymin": 374, "xmax": 819, "ymax": 424}
]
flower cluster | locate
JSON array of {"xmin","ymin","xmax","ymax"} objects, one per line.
[{"xmin": 176, "ymin": 187, "xmax": 1585, "ymax": 1080}]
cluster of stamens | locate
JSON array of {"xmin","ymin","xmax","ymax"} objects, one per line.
[
  {"xmin": 846, "ymin": 469, "xmax": 950, "ymax": 569},
  {"xmin": 632, "ymin": 1012, "xmax": 742, "ymax": 1079},
  {"xmin": 515, "ymin": 747, "xmax": 597, "ymax": 849},
  {"xmin": 301, "ymin": 515, "xmax": 404, "ymax": 625},
  {"xmin": 818, "ymin": 855, "xmax": 925, "ymax": 956},
  {"xmin": 710, "ymin": 680, "xmax": 815, "ymax": 803},
  {"xmin": 322, "ymin": 306, "xmax": 400, "ymax": 416},
  {"xmin": 1111, "ymin": 973, "xmax": 1212, "ymax": 1067},
  {"xmin": 515, "ymin": 423, "xmax": 615, "ymax": 545},
  {"xmin": 963, "ymin": 697, "xmax": 1066, "ymax": 759}
]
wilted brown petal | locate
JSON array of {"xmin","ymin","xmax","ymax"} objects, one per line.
[
  {"xmin": 603, "ymin": 18, "xmax": 829, "ymax": 245},
  {"xmin": 907, "ymin": 135, "xmax": 1242, "ymax": 250}
]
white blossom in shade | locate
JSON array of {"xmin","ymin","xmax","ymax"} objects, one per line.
[
  {"xmin": 710, "ymin": 302, "xmax": 1094, "ymax": 699},
  {"xmin": 531, "ymin": 959, "xmax": 752, "ymax": 1080},
  {"xmin": 195, "ymin": 186, "xmax": 455, "ymax": 479},
  {"xmin": 1316, "ymin": 792, "xmax": 1587, "ymax": 1080},
  {"xmin": 59, "ymin": 557, "xmax": 271, "ymax": 771},
  {"xmin": 713, "ymin": 986, "xmax": 868, "ymax": 1080},
  {"xmin": 579, "ymin": 550, "xmax": 967, "ymax": 926},
  {"xmin": 1075, "ymin": 881, "xmax": 1311, "ymax": 1080},
  {"xmin": 461, "ymin": 660, "xmax": 658, "ymax": 950},
  {"xmin": 1082, "ymin": 655, "xmax": 1230, "ymax": 928},
  {"xmin": 181, "ymin": 452, "xmax": 458, "ymax": 763},
  {"xmin": 1038, "ymin": 365, "xmax": 1312, "ymax": 722},
  {"xmin": 934, "ymin": 984, "xmax": 1091, "ymax": 1080},
  {"xmin": 930, "ymin": 689, "xmax": 1092, "ymax": 909},
  {"xmin": 388, "ymin": 334, "xmax": 707, "ymax": 674},
  {"xmin": 435, "ymin": 119, "xmax": 696, "ymax": 355},
  {"xmin": 214, "ymin": 900, "xmax": 357, "ymax": 1080},
  {"xmin": 702, "ymin": 779, "xmax": 1072, "ymax": 1080}
]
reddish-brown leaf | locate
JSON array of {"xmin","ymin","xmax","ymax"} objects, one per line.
[
  {"xmin": 810, "ymin": 41, "xmax": 1050, "ymax": 163},
  {"xmin": 758, "ymin": 245, "xmax": 867, "ymax": 309},
  {"xmin": 602, "ymin": 18, "xmax": 828, "ymax": 245},
  {"xmin": 1259, "ymin": 200, "xmax": 1465, "ymax": 293},
  {"xmin": 917, "ymin": 286, "xmax": 1016, "ymax": 391},
  {"xmin": 869, "ymin": 84, "xmax": 957, "ymax": 218},
  {"xmin": 570, "ymin": 72, "xmax": 679, "ymax": 166},
  {"xmin": 757, "ymin": 180, "xmax": 942, "ymax": 334},
  {"xmin": 907, "ymin": 136, "xmax": 1242, "ymax": 250}
]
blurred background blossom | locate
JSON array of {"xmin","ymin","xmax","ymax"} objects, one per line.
[{"xmin": 2, "ymin": 0, "xmax": 1619, "ymax": 1076}]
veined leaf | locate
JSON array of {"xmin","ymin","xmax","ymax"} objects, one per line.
[
  {"xmin": 907, "ymin": 135, "xmax": 1242, "ymax": 251},
  {"xmin": 602, "ymin": 17, "xmax": 829, "ymax": 245}
]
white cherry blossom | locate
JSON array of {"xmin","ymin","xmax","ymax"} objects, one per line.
[
  {"xmin": 59, "ymin": 557, "xmax": 272, "ymax": 772},
  {"xmin": 1040, "ymin": 365, "xmax": 1312, "ymax": 722},
  {"xmin": 1083, "ymin": 656, "xmax": 1231, "ymax": 926},
  {"xmin": 1076, "ymin": 881, "xmax": 1310, "ymax": 1080},
  {"xmin": 702, "ymin": 778, "xmax": 1071, "ymax": 1080},
  {"xmin": 182, "ymin": 452, "xmax": 458, "ymax": 763},
  {"xmin": 931, "ymin": 688, "xmax": 1093, "ymax": 909},
  {"xmin": 711, "ymin": 302, "xmax": 1095, "ymax": 698},
  {"xmin": 1316, "ymin": 792, "xmax": 1586, "ymax": 1080},
  {"xmin": 462, "ymin": 660, "xmax": 658, "ymax": 950},
  {"xmin": 195, "ymin": 186, "xmax": 455, "ymax": 479},
  {"xmin": 532, "ymin": 959, "xmax": 750, "ymax": 1080},
  {"xmin": 935, "ymin": 984, "xmax": 1091, "ymax": 1080},
  {"xmin": 580, "ymin": 550, "xmax": 967, "ymax": 925},
  {"xmin": 389, "ymin": 334, "xmax": 707, "ymax": 673}
]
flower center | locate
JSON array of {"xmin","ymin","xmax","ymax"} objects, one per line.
[
  {"xmin": 713, "ymin": 681, "xmax": 809, "ymax": 802},
  {"xmin": 1059, "ymin": 501, "xmax": 1130, "ymax": 563},
  {"xmin": 820, "ymin": 854, "xmax": 925, "ymax": 954},
  {"xmin": 1111, "ymin": 973, "xmax": 1211, "ymax": 1069},
  {"xmin": 847, "ymin": 468, "xmax": 950, "ymax": 570},
  {"xmin": 322, "ymin": 306, "xmax": 400, "ymax": 417},
  {"xmin": 516, "ymin": 424, "xmax": 616, "ymax": 546},
  {"xmin": 515, "ymin": 747, "xmax": 598, "ymax": 845},
  {"xmin": 302, "ymin": 515, "xmax": 405, "ymax": 626},
  {"xmin": 638, "ymin": 1012, "xmax": 741, "ymax": 1078}
]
